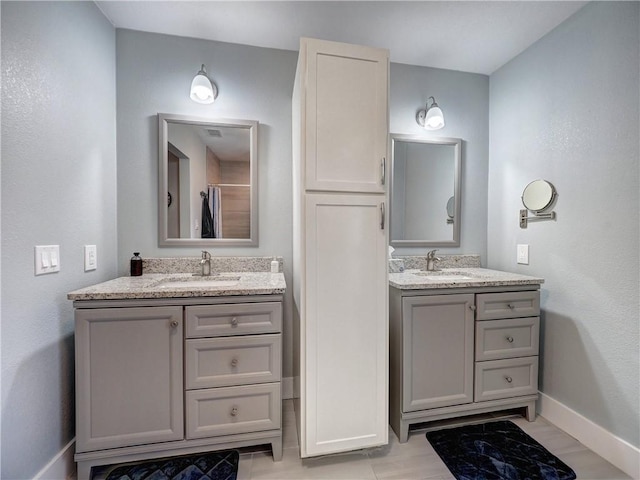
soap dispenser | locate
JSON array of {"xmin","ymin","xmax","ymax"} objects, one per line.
[{"xmin": 130, "ymin": 252, "xmax": 143, "ymax": 276}]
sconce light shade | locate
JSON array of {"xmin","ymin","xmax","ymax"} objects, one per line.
[
  {"xmin": 416, "ymin": 96, "xmax": 445, "ymax": 130},
  {"xmin": 190, "ymin": 64, "xmax": 217, "ymax": 104}
]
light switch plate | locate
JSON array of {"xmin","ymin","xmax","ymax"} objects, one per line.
[
  {"xmin": 84, "ymin": 245, "xmax": 97, "ymax": 271},
  {"xmin": 517, "ymin": 244, "xmax": 529, "ymax": 265},
  {"xmin": 35, "ymin": 245, "xmax": 60, "ymax": 275}
]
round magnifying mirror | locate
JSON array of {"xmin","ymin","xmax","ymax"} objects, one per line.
[
  {"xmin": 446, "ymin": 196, "xmax": 455, "ymax": 219},
  {"xmin": 522, "ymin": 179, "xmax": 556, "ymax": 213}
]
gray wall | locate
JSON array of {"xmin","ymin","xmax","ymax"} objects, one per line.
[
  {"xmin": 116, "ymin": 30, "xmax": 490, "ymax": 380},
  {"xmin": 0, "ymin": 2, "xmax": 117, "ymax": 478},
  {"xmin": 116, "ymin": 30, "xmax": 298, "ymax": 376},
  {"xmin": 488, "ymin": 1, "xmax": 639, "ymax": 447},
  {"xmin": 390, "ymin": 63, "xmax": 489, "ymax": 259}
]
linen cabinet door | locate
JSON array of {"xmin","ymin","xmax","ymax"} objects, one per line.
[
  {"xmin": 303, "ymin": 38, "xmax": 388, "ymax": 193},
  {"xmin": 402, "ymin": 294, "xmax": 475, "ymax": 411},
  {"xmin": 303, "ymin": 193, "xmax": 388, "ymax": 457},
  {"xmin": 75, "ymin": 306, "xmax": 184, "ymax": 452}
]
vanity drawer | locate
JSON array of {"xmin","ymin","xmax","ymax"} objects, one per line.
[
  {"xmin": 475, "ymin": 317, "xmax": 539, "ymax": 361},
  {"xmin": 185, "ymin": 334, "xmax": 281, "ymax": 389},
  {"xmin": 474, "ymin": 357, "xmax": 538, "ymax": 402},
  {"xmin": 185, "ymin": 383, "xmax": 281, "ymax": 439},
  {"xmin": 185, "ymin": 302, "xmax": 282, "ymax": 338},
  {"xmin": 475, "ymin": 291, "xmax": 539, "ymax": 320}
]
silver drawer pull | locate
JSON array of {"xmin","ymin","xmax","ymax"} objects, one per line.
[
  {"xmin": 170, "ymin": 320, "xmax": 179, "ymax": 328},
  {"xmin": 508, "ymin": 303, "xmax": 515, "ymax": 309},
  {"xmin": 230, "ymin": 358, "xmax": 239, "ymax": 367},
  {"xmin": 230, "ymin": 406, "xmax": 239, "ymax": 417},
  {"xmin": 505, "ymin": 376, "xmax": 513, "ymax": 383},
  {"xmin": 230, "ymin": 317, "xmax": 238, "ymax": 326},
  {"xmin": 506, "ymin": 336, "xmax": 514, "ymax": 343}
]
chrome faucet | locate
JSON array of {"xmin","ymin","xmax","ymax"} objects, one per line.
[
  {"xmin": 426, "ymin": 249, "xmax": 441, "ymax": 271},
  {"xmin": 200, "ymin": 250, "xmax": 212, "ymax": 276}
]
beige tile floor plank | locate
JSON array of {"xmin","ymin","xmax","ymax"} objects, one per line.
[
  {"xmin": 250, "ymin": 447, "xmax": 377, "ymax": 480},
  {"xmin": 556, "ymin": 449, "xmax": 632, "ymax": 480},
  {"xmin": 240, "ymin": 400, "xmax": 631, "ymax": 480},
  {"xmin": 91, "ymin": 401, "xmax": 630, "ymax": 480}
]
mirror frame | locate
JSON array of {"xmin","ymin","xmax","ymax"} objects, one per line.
[
  {"xmin": 158, "ymin": 113, "xmax": 259, "ymax": 247},
  {"xmin": 389, "ymin": 134, "xmax": 462, "ymax": 247}
]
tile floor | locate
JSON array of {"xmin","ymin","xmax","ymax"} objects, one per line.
[{"xmin": 236, "ymin": 400, "xmax": 632, "ymax": 480}]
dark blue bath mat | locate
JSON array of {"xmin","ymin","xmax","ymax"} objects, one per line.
[
  {"xmin": 104, "ymin": 449, "xmax": 239, "ymax": 480},
  {"xmin": 426, "ymin": 420, "xmax": 576, "ymax": 480}
]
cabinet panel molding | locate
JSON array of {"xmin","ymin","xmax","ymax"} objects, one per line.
[
  {"xmin": 475, "ymin": 317, "xmax": 540, "ymax": 361},
  {"xmin": 401, "ymin": 294, "xmax": 474, "ymax": 412},
  {"xmin": 185, "ymin": 302, "xmax": 282, "ymax": 338},
  {"xmin": 75, "ymin": 306, "xmax": 184, "ymax": 453},
  {"xmin": 303, "ymin": 38, "xmax": 388, "ymax": 193},
  {"xmin": 185, "ymin": 334, "xmax": 281, "ymax": 389},
  {"xmin": 476, "ymin": 291, "xmax": 540, "ymax": 320},
  {"xmin": 186, "ymin": 383, "xmax": 281, "ymax": 439},
  {"xmin": 475, "ymin": 357, "xmax": 539, "ymax": 402},
  {"xmin": 303, "ymin": 193, "xmax": 388, "ymax": 456}
]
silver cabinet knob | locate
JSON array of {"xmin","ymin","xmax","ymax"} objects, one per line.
[
  {"xmin": 230, "ymin": 317, "xmax": 238, "ymax": 326},
  {"xmin": 231, "ymin": 358, "xmax": 239, "ymax": 367},
  {"xmin": 469, "ymin": 305, "xmax": 477, "ymax": 311},
  {"xmin": 230, "ymin": 407, "xmax": 238, "ymax": 417},
  {"xmin": 506, "ymin": 336, "xmax": 514, "ymax": 343},
  {"xmin": 508, "ymin": 303, "xmax": 515, "ymax": 309},
  {"xmin": 170, "ymin": 320, "xmax": 179, "ymax": 328},
  {"xmin": 505, "ymin": 376, "xmax": 513, "ymax": 383}
]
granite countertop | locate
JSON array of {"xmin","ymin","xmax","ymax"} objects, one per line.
[
  {"xmin": 68, "ymin": 272, "xmax": 286, "ymax": 301},
  {"xmin": 389, "ymin": 267, "xmax": 544, "ymax": 290}
]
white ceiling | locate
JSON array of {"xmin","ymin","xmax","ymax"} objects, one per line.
[{"xmin": 96, "ymin": 1, "xmax": 588, "ymax": 75}]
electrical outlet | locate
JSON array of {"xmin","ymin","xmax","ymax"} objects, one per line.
[
  {"xmin": 517, "ymin": 244, "xmax": 529, "ymax": 265},
  {"xmin": 35, "ymin": 245, "xmax": 60, "ymax": 275},
  {"xmin": 84, "ymin": 245, "xmax": 97, "ymax": 271}
]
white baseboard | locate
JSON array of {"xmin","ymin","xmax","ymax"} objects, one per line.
[
  {"xmin": 282, "ymin": 376, "xmax": 293, "ymax": 399},
  {"xmin": 33, "ymin": 437, "xmax": 76, "ymax": 480},
  {"xmin": 538, "ymin": 392, "xmax": 640, "ymax": 479}
]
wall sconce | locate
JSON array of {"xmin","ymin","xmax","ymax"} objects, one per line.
[
  {"xmin": 190, "ymin": 64, "xmax": 218, "ymax": 104},
  {"xmin": 416, "ymin": 96, "xmax": 445, "ymax": 130}
]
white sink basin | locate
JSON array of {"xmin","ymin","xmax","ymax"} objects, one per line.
[
  {"xmin": 156, "ymin": 276, "xmax": 241, "ymax": 289},
  {"xmin": 413, "ymin": 271, "xmax": 473, "ymax": 281}
]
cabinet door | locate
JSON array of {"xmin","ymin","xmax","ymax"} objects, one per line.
[
  {"xmin": 303, "ymin": 193, "xmax": 388, "ymax": 457},
  {"xmin": 303, "ymin": 38, "xmax": 388, "ymax": 193},
  {"xmin": 402, "ymin": 294, "xmax": 474, "ymax": 412},
  {"xmin": 75, "ymin": 306, "xmax": 183, "ymax": 452}
]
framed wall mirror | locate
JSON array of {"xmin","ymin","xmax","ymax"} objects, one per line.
[
  {"xmin": 389, "ymin": 134, "xmax": 462, "ymax": 247},
  {"xmin": 158, "ymin": 114, "xmax": 258, "ymax": 247}
]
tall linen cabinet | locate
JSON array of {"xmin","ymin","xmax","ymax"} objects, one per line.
[{"xmin": 292, "ymin": 37, "xmax": 389, "ymax": 458}]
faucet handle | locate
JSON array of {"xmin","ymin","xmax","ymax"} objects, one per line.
[
  {"xmin": 201, "ymin": 250, "xmax": 211, "ymax": 260},
  {"xmin": 427, "ymin": 249, "xmax": 438, "ymax": 259}
]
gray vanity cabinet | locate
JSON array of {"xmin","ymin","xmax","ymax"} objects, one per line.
[
  {"xmin": 73, "ymin": 296, "xmax": 283, "ymax": 480},
  {"xmin": 390, "ymin": 287, "xmax": 540, "ymax": 443}
]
